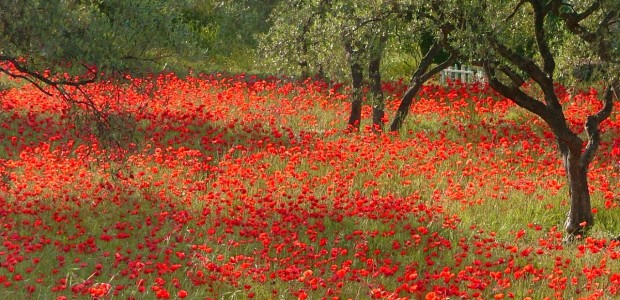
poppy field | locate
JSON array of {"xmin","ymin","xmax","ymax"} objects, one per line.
[{"xmin": 1, "ymin": 73, "xmax": 620, "ymax": 299}]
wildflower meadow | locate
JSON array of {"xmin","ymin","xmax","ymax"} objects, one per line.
[{"xmin": 1, "ymin": 73, "xmax": 620, "ymax": 299}]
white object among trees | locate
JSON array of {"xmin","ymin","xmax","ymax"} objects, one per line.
[{"xmin": 440, "ymin": 64, "xmax": 486, "ymax": 84}]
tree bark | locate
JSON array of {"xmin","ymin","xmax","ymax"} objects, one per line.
[
  {"xmin": 348, "ymin": 62, "xmax": 364, "ymax": 129},
  {"xmin": 563, "ymin": 152, "xmax": 594, "ymax": 239},
  {"xmin": 343, "ymin": 36, "xmax": 364, "ymax": 130},
  {"xmin": 368, "ymin": 33, "xmax": 387, "ymax": 132},
  {"xmin": 557, "ymin": 138, "xmax": 593, "ymax": 240}
]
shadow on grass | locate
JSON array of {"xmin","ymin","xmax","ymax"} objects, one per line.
[{"xmin": 0, "ymin": 105, "xmax": 325, "ymax": 164}]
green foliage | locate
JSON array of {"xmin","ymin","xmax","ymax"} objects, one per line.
[
  {"xmin": 0, "ymin": 0, "xmax": 202, "ymax": 78},
  {"xmin": 258, "ymin": 0, "xmax": 340, "ymax": 78},
  {"xmin": 553, "ymin": 1, "xmax": 620, "ymax": 85},
  {"xmin": 259, "ymin": 0, "xmax": 411, "ymax": 80},
  {"xmin": 435, "ymin": 0, "xmax": 619, "ymax": 86},
  {"xmin": 419, "ymin": 31, "xmax": 450, "ymax": 64},
  {"xmin": 380, "ymin": 40, "xmax": 422, "ymax": 81},
  {"xmin": 178, "ymin": 0, "xmax": 280, "ymax": 74}
]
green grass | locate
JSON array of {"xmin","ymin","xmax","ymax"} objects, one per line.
[{"xmin": 2, "ymin": 77, "xmax": 620, "ymax": 299}]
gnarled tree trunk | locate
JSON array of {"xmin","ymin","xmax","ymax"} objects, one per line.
[
  {"xmin": 559, "ymin": 84, "xmax": 615, "ymax": 239},
  {"xmin": 479, "ymin": 0, "xmax": 617, "ymax": 240},
  {"xmin": 486, "ymin": 55, "xmax": 614, "ymax": 240},
  {"xmin": 563, "ymin": 152, "xmax": 594, "ymax": 238}
]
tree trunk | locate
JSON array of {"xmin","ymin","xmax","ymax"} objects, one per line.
[
  {"xmin": 347, "ymin": 61, "xmax": 364, "ymax": 129},
  {"xmin": 480, "ymin": 0, "xmax": 617, "ymax": 241},
  {"xmin": 390, "ymin": 83, "xmax": 423, "ymax": 131},
  {"xmin": 562, "ymin": 83, "xmax": 616, "ymax": 241},
  {"xmin": 389, "ymin": 42, "xmax": 456, "ymax": 132},
  {"xmin": 484, "ymin": 64, "xmax": 615, "ymax": 241},
  {"xmin": 560, "ymin": 141, "xmax": 594, "ymax": 241},
  {"xmin": 368, "ymin": 33, "xmax": 387, "ymax": 132},
  {"xmin": 343, "ymin": 36, "xmax": 364, "ymax": 130}
]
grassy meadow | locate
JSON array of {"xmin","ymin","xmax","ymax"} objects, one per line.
[{"xmin": 1, "ymin": 73, "xmax": 620, "ymax": 299}]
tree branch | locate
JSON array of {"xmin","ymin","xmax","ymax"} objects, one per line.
[
  {"xmin": 497, "ymin": 65, "xmax": 525, "ymax": 88},
  {"xmin": 485, "ymin": 61, "xmax": 583, "ymax": 147},
  {"xmin": 551, "ymin": 0, "xmax": 599, "ymax": 44},
  {"xmin": 593, "ymin": 10, "xmax": 617, "ymax": 62},
  {"xmin": 505, "ymin": 0, "xmax": 527, "ymax": 22},
  {"xmin": 422, "ymin": 54, "xmax": 457, "ymax": 83},
  {"xmin": 350, "ymin": 11, "xmax": 396, "ymax": 33},
  {"xmin": 554, "ymin": 1, "xmax": 618, "ymax": 63},
  {"xmin": 1, "ymin": 55, "xmax": 97, "ymax": 88},
  {"xmin": 581, "ymin": 81, "xmax": 616, "ymax": 167},
  {"xmin": 528, "ymin": 0, "xmax": 556, "ymax": 75},
  {"xmin": 576, "ymin": 1, "xmax": 602, "ymax": 22},
  {"xmin": 550, "ymin": 0, "xmax": 601, "ymax": 22},
  {"xmin": 483, "ymin": 62, "xmax": 548, "ymax": 118},
  {"xmin": 0, "ymin": 66, "xmax": 54, "ymax": 96},
  {"xmin": 409, "ymin": 42, "xmax": 441, "ymax": 83},
  {"xmin": 486, "ymin": 36, "xmax": 554, "ymax": 91}
]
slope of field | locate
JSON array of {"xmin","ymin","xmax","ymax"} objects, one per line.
[{"xmin": 1, "ymin": 74, "xmax": 619, "ymax": 299}]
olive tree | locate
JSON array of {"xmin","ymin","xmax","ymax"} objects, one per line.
[
  {"xmin": 260, "ymin": 0, "xmax": 400, "ymax": 131},
  {"xmin": 260, "ymin": 0, "xmax": 464, "ymax": 132},
  {"xmin": 388, "ymin": 2, "xmax": 458, "ymax": 132},
  {"xmin": 180, "ymin": 0, "xmax": 280, "ymax": 73},
  {"xmin": 258, "ymin": 0, "xmax": 336, "ymax": 79},
  {"xmin": 439, "ymin": 0, "xmax": 619, "ymax": 240},
  {"xmin": 335, "ymin": 1, "xmax": 395, "ymax": 130}
]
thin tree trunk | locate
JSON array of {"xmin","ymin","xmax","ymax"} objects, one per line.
[
  {"xmin": 343, "ymin": 36, "xmax": 364, "ymax": 130},
  {"xmin": 390, "ymin": 83, "xmax": 423, "ymax": 132},
  {"xmin": 368, "ymin": 33, "xmax": 387, "ymax": 132},
  {"xmin": 390, "ymin": 43, "xmax": 455, "ymax": 132},
  {"xmin": 347, "ymin": 61, "xmax": 364, "ymax": 129}
]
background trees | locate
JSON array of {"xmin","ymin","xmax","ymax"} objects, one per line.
[
  {"xmin": 0, "ymin": 0, "xmax": 286, "ymax": 86},
  {"xmin": 260, "ymin": 0, "xmax": 392, "ymax": 129},
  {"xmin": 180, "ymin": 0, "xmax": 279, "ymax": 73},
  {"xmin": 259, "ymin": 0, "xmax": 455, "ymax": 131}
]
